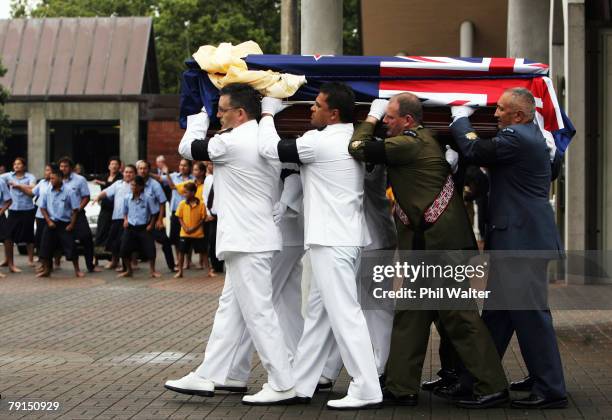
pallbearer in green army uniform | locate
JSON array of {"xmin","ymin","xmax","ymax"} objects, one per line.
[{"xmin": 348, "ymin": 93, "xmax": 508, "ymax": 408}]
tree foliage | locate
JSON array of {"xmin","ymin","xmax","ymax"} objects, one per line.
[{"xmin": 10, "ymin": 0, "xmax": 362, "ymax": 93}]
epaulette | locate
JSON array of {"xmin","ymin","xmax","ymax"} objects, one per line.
[
  {"xmin": 501, "ymin": 127, "xmax": 515, "ymax": 134},
  {"xmin": 217, "ymin": 127, "xmax": 233, "ymax": 135},
  {"xmin": 402, "ymin": 129, "xmax": 417, "ymax": 137}
]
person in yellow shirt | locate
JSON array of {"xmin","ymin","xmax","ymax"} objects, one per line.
[
  {"xmin": 169, "ymin": 161, "xmax": 206, "ymax": 201},
  {"xmin": 174, "ymin": 181, "xmax": 210, "ymax": 278}
]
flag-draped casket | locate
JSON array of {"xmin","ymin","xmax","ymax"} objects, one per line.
[{"xmin": 180, "ymin": 55, "xmax": 575, "ymax": 153}]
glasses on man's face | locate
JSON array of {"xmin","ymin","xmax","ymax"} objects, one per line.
[{"xmin": 218, "ymin": 106, "xmax": 239, "ymax": 114}]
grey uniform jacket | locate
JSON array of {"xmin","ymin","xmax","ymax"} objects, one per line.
[{"xmin": 450, "ymin": 117, "xmax": 563, "ymax": 256}]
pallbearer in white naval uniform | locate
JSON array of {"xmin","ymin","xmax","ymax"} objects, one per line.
[
  {"xmin": 166, "ymin": 83, "xmax": 296, "ymax": 405},
  {"xmin": 317, "ymin": 163, "xmax": 398, "ymax": 389},
  {"xmin": 226, "ymin": 164, "xmax": 306, "ymax": 383},
  {"xmin": 258, "ymin": 82, "xmax": 382, "ymax": 410}
]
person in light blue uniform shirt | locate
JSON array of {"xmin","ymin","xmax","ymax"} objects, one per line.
[
  {"xmin": 95, "ymin": 165, "xmax": 136, "ymax": 270},
  {"xmin": 59, "ymin": 156, "xmax": 98, "ymax": 273},
  {"xmin": 2, "ymin": 157, "xmax": 37, "ymax": 272},
  {"xmin": 37, "ymin": 168, "xmax": 83, "ymax": 278},
  {"xmin": 160, "ymin": 159, "xmax": 194, "ymax": 253},
  {"xmin": 136, "ymin": 160, "xmax": 176, "ymax": 272},
  {"xmin": 118, "ymin": 175, "xmax": 160, "ymax": 278},
  {"xmin": 0, "ymin": 177, "xmax": 12, "ymax": 277},
  {"xmin": 32, "ymin": 164, "xmax": 54, "ymax": 256}
]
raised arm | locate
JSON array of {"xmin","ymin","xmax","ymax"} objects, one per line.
[{"xmin": 178, "ymin": 109, "xmax": 211, "ymax": 161}]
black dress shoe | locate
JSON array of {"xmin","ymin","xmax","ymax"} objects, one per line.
[
  {"xmin": 293, "ymin": 396, "xmax": 312, "ymax": 404},
  {"xmin": 509, "ymin": 376, "xmax": 534, "ymax": 392},
  {"xmin": 421, "ymin": 371, "xmax": 458, "ymax": 391},
  {"xmin": 315, "ymin": 381, "xmax": 333, "ymax": 392},
  {"xmin": 456, "ymin": 389, "xmax": 509, "ymax": 409},
  {"xmin": 433, "ymin": 382, "xmax": 472, "ymax": 401},
  {"xmin": 382, "ymin": 389, "xmax": 418, "ymax": 406},
  {"xmin": 511, "ymin": 394, "xmax": 568, "ymax": 409},
  {"xmin": 215, "ymin": 384, "xmax": 248, "ymax": 393}
]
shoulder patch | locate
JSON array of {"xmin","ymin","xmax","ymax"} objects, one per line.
[
  {"xmin": 403, "ymin": 130, "xmax": 417, "ymax": 137},
  {"xmin": 465, "ymin": 131, "xmax": 479, "ymax": 140},
  {"xmin": 502, "ymin": 127, "xmax": 515, "ymax": 133},
  {"xmin": 349, "ymin": 139, "xmax": 364, "ymax": 151}
]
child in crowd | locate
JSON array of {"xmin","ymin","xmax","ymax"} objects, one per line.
[
  {"xmin": 37, "ymin": 167, "xmax": 83, "ymax": 278},
  {"xmin": 118, "ymin": 176, "xmax": 160, "ymax": 278},
  {"xmin": 174, "ymin": 181, "xmax": 209, "ymax": 278}
]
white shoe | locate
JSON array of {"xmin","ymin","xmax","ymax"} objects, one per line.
[
  {"xmin": 164, "ymin": 372, "xmax": 215, "ymax": 397},
  {"xmin": 214, "ymin": 378, "xmax": 248, "ymax": 393},
  {"xmin": 242, "ymin": 383, "xmax": 296, "ymax": 405},
  {"xmin": 326, "ymin": 394, "xmax": 382, "ymax": 410}
]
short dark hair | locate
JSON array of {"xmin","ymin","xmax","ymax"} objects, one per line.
[
  {"xmin": 124, "ymin": 164, "xmax": 137, "ymax": 173},
  {"xmin": 58, "ymin": 156, "xmax": 74, "ymax": 167},
  {"xmin": 393, "ymin": 92, "xmax": 423, "ymax": 123},
  {"xmin": 180, "ymin": 158, "xmax": 193, "ymax": 168},
  {"xmin": 319, "ymin": 82, "xmax": 355, "ymax": 123},
  {"xmin": 14, "ymin": 157, "xmax": 27, "ymax": 168},
  {"xmin": 49, "ymin": 164, "xmax": 61, "ymax": 177},
  {"xmin": 133, "ymin": 175, "xmax": 145, "ymax": 187},
  {"xmin": 108, "ymin": 156, "xmax": 122, "ymax": 165},
  {"xmin": 194, "ymin": 161, "xmax": 206, "ymax": 173},
  {"xmin": 219, "ymin": 83, "xmax": 261, "ymax": 120},
  {"xmin": 184, "ymin": 181, "xmax": 197, "ymax": 193}
]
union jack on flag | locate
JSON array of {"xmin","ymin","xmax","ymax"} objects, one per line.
[{"xmin": 180, "ymin": 55, "xmax": 575, "ymax": 154}]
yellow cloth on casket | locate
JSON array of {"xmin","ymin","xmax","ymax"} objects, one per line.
[{"xmin": 192, "ymin": 41, "xmax": 306, "ymax": 98}]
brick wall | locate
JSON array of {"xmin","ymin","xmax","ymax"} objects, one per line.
[{"xmin": 147, "ymin": 120, "xmax": 185, "ymax": 170}]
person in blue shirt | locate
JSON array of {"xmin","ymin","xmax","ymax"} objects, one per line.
[
  {"xmin": 59, "ymin": 156, "xmax": 99, "ymax": 273},
  {"xmin": 156, "ymin": 159, "xmax": 194, "ymax": 265},
  {"xmin": 31, "ymin": 164, "xmax": 54, "ymax": 263},
  {"xmin": 0, "ymin": 176, "xmax": 12, "ymax": 278},
  {"xmin": 136, "ymin": 160, "xmax": 176, "ymax": 272},
  {"xmin": 118, "ymin": 175, "xmax": 160, "ymax": 278},
  {"xmin": 37, "ymin": 167, "xmax": 82, "ymax": 278},
  {"xmin": 95, "ymin": 165, "xmax": 136, "ymax": 270},
  {"xmin": 1, "ymin": 157, "xmax": 37, "ymax": 272}
]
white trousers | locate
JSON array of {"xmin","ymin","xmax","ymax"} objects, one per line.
[
  {"xmin": 322, "ymin": 283, "xmax": 395, "ymax": 377},
  {"xmin": 194, "ymin": 251, "xmax": 295, "ymax": 391},
  {"xmin": 322, "ymin": 249, "xmax": 395, "ymax": 377},
  {"xmin": 292, "ymin": 245, "xmax": 382, "ymax": 400},
  {"xmin": 227, "ymin": 245, "xmax": 306, "ymax": 382}
]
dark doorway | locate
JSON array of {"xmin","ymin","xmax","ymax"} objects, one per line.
[
  {"xmin": 49, "ymin": 121, "xmax": 120, "ymax": 178},
  {"xmin": 2, "ymin": 122, "xmax": 28, "ymax": 172}
]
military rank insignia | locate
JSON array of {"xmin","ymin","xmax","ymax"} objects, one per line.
[
  {"xmin": 465, "ymin": 132, "xmax": 479, "ymax": 140},
  {"xmin": 403, "ymin": 130, "xmax": 417, "ymax": 137}
]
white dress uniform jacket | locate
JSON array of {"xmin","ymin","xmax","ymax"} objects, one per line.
[{"xmin": 259, "ymin": 116, "xmax": 370, "ymax": 248}]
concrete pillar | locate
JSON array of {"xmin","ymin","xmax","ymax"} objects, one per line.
[
  {"xmin": 281, "ymin": 0, "xmax": 299, "ymax": 54},
  {"xmin": 507, "ymin": 0, "xmax": 550, "ymax": 63},
  {"xmin": 460, "ymin": 21, "xmax": 474, "ymax": 57},
  {"xmin": 119, "ymin": 103, "xmax": 139, "ymax": 165},
  {"xmin": 563, "ymin": 0, "xmax": 586, "ymax": 252},
  {"xmin": 301, "ymin": 0, "xmax": 343, "ymax": 55},
  {"xmin": 27, "ymin": 104, "xmax": 47, "ymax": 178}
]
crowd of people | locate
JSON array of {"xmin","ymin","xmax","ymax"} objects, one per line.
[
  {"xmin": 162, "ymin": 81, "xmax": 567, "ymax": 411},
  {"xmin": 0, "ymin": 155, "xmax": 223, "ymax": 279}
]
